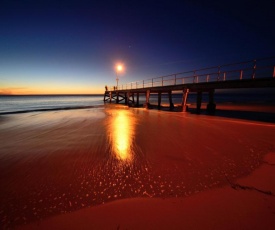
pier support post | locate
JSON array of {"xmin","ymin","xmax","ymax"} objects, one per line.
[
  {"xmin": 137, "ymin": 93, "xmax": 139, "ymax": 107},
  {"xmin": 110, "ymin": 92, "xmax": 112, "ymax": 103},
  {"xmin": 117, "ymin": 92, "xmax": 119, "ymax": 102},
  {"xmin": 158, "ymin": 92, "xmax": 162, "ymax": 109},
  {"xmin": 103, "ymin": 91, "xmax": 107, "ymax": 102},
  {"xmin": 207, "ymin": 89, "xmax": 216, "ymax": 114},
  {"xmin": 196, "ymin": 91, "xmax": 202, "ymax": 114},
  {"xmin": 136, "ymin": 93, "xmax": 139, "ymax": 107},
  {"xmin": 181, "ymin": 88, "xmax": 189, "ymax": 112},
  {"xmin": 127, "ymin": 92, "xmax": 130, "ymax": 106},
  {"xmin": 124, "ymin": 93, "xmax": 128, "ymax": 105},
  {"xmin": 168, "ymin": 91, "xmax": 174, "ymax": 110},
  {"xmin": 146, "ymin": 90, "xmax": 150, "ymax": 109}
]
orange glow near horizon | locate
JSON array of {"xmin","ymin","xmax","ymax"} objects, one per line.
[{"xmin": 0, "ymin": 84, "xmax": 104, "ymax": 95}]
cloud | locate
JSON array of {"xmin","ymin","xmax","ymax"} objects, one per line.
[
  {"xmin": 0, "ymin": 89, "xmax": 12, "ymax": 95},
  {"xmin": 0, "ymin": 88, "xmax": 29, "ymax": 95}
]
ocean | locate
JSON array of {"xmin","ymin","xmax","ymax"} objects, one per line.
[
  {"xmin": 0, "ymin": 95, "xmax": 104, "ymax": 114},
  {"xmin": 1, "ymin": 92, "xmax": 275, "ymax": 114}
]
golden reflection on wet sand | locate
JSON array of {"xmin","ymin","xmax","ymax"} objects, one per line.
[{"xmin": 108, "ymin": 109, "xmax": 136, "ymax": 162}]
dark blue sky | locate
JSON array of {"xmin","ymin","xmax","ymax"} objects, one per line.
[{"xmin": 0, "ymin": 0, "xmax": 274, "ymax": 94}]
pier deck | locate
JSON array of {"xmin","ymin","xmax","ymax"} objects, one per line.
[{"xmin": 104, "ymin": 57, "xmax": 275, "ymax": 113}]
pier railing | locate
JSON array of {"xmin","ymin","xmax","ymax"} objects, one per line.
[{"xmin": 108, "ymin": 57, "xmax": 275, "ymax": 91}]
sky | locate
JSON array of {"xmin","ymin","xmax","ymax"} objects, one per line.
[{"xmin": 0, "ymin": 0, "xmax": 274, "ymax": 95}]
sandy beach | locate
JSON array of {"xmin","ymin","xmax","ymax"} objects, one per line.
[{"xmin": 0, "ymin": 103, "xmax": 275, "ymax": 229}]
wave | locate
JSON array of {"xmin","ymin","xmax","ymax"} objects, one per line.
[{"xmin": 0, "ymin": 105, "xmax": 105, "ymax": 115}]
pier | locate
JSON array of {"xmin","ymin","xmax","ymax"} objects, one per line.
[{"xmin": 104, "ymin": 57, "xmax": 275, "ymax": 113}]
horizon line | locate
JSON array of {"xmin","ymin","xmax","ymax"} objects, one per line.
[{"xmin": 0, "ymin": 93, "xmax": 105, "ymax": 96}]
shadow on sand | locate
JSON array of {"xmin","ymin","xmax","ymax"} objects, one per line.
[
  {"xmin": 189, "ymin": 108, "xmax": 275, "ymax": 123},
  {"xmin": 135, "ymin": 103, "xmax": 275, "ymax": 123}
]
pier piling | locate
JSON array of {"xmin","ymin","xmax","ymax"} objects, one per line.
[
  {"xmin": 116, "ymin": 92, "xmax": 119, "ymax": 103},
  {"xmin": 168, "ymin": 91, "xmax": 174, "ymax": 110},
  {"xmin": 146, "ymin": 90, "xmax": 150, "ymax": 109},
  {"xmin": 196, "ymin": 91, "xmax": 202, "ymax": 114},
  {"xmin": 158, "ymin": 92, "xmax": 162, "ymax": 109},
  {"xmin": 136, "ymin": 93, "xmax": 140, "ymax": 107},
  {"xmin": 124, "ymin": 93, "xmax": 128, "ymax": 105},
  {"xmin": 181, "ymin": 88, "xmax": 189, "ymax": 112},
  {"xmin": 207, "ymin": 89, "xmax": 216, "ymax": 114}
]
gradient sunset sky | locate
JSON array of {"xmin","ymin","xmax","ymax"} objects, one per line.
[{"xmin": 1, "ymin": 0, "xmax": 274, "ymax": 95}]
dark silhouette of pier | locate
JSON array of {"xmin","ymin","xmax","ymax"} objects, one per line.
[{"xmin": 104, "ymin": 57, "xmax": 275, "ymax": 113}]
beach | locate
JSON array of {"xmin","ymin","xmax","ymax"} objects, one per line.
[{"xmin": 0, "ymin": 103, "xmax": 275, "ymax": 229}]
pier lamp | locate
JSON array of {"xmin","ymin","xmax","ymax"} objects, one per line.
[{"xmin": 115, "ymin": 64, "xmax": 123, "ymax": 89}]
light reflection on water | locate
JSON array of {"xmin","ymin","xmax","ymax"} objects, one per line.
[{"xmin": 107, "ymin": 109, "xmax": 136, "ymax": 162}]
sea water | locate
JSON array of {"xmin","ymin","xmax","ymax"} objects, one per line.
[
  {"xmin": 1, "ymin": 92, "xmax": 274, "ymax": 114},
  {"xmin": 0, "ymin": 95, "xmax": 104, "ymax": 114}
]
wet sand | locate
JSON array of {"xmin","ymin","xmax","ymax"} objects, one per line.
[
  {"xmin": 0, "ymin": 104, "xmax": 275, "ymax": 229},
  {"xmin": 19, "ymin": 152, "xmax": 275, "ymax": 230}
]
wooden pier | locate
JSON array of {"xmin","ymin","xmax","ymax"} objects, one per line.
[{"xmin": 104, "ymin": 57, "xmax": 275, "ymax": 113}]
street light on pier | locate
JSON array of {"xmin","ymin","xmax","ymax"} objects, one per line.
[{"xmin": 115, "ymin": 64, "xmax": 123, "ymax": 90}]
